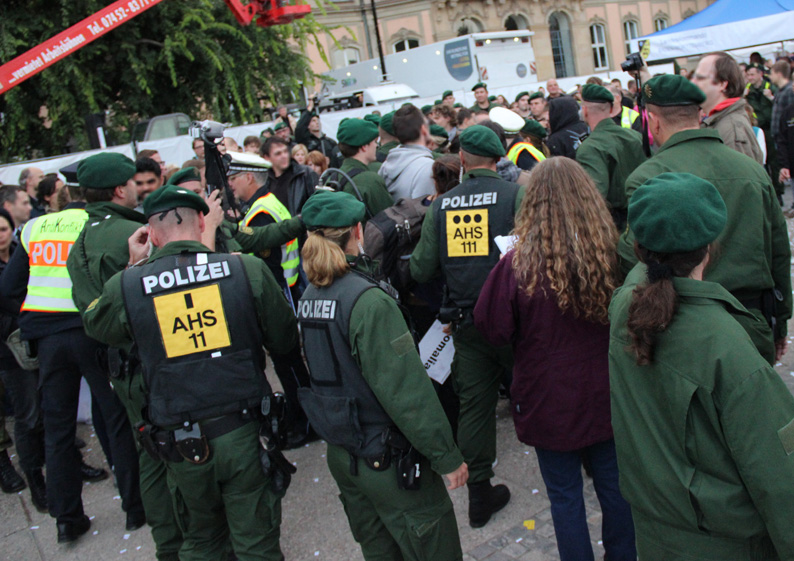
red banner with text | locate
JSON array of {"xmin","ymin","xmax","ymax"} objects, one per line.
[{"xmin": 0, "ymin": 0, "xmax": 165, "ymax": 95}]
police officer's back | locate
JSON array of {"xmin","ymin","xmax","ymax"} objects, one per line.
[{"xmin": 82, "ymin": 186, "xmax": 299, "ymax": 561}]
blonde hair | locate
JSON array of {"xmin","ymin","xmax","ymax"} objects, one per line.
[
  {"xmin": 511, "ymin": 157, "xmax": 618, "ymax": 324},
  {"xmin": 302, "ymin": 227, "xmax": 353, "ymax": 287},
  {"xmin": 291, "ymin": 144, "xmax": 308, "ymax": 158}
]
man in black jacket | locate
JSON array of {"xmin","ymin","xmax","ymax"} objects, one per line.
[
  {"xmin": 295, "ymin": 97, "xmax": 343, "ymax": 168},
  {"xmin": 259, "ymin": 137, "xmax": 318, "ymax": 217},
  {"xmin": 547, "ymin": 96, "xmax": 588, "ymax": 159}
]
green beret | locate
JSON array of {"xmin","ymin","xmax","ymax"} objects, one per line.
[
  {"xmin": 302, "ymin": 190, "xmax": 366, "ymax": 230},
  {"xmin": 472, "ymin": 82, "xmax": 487, "ymax": 92},
  {"xmin": 515, "ymin": 91, "xmax": 530, "ymax": 103},
  {"xmin": 429, "ymin": 124, "xmax": 449, "ymax": 139},
  {"xmin": 459, "ymin": 125, "xmax": 506, "ymax": 158},
  {"xmin": 379, "ymin": 111, "xmax": 396, "ymax": 135},
  {"xmin": 337, "ymin": 118, "xmax": 379, "ymax": 147},
  {"xmin": 143, "ymin": 184, "xmax": 210, "ymax": 219},
  {"xmin": 260, "ymin": 128, "xmax": 273, "ymax": 137},
  {"xmin": 363, "ymin": 114, "xmax": 381, "ymax": 126},
  {"xmin": 77, "ymin": 153, "xmax": 136, "ymax": 190},
  {"xmin": 166, "ymin": 167, "xmax": 202, "ymax": 187},
  {"xmin": 434, "ymin": 99, "xmax": 442, "ymax": 105},
  {"xmin": 521, "ymin": 119, "xmax": 547, "ymax": 139},
  {"xmin": 581, "ymin": 83, "xmax": 614, "ymax": 103},
  {"xmin": 642, "ymin": 74, "xmax": 706, "ymax": 107},
  {"xmin": 746, "ymin": 62, "xmax": 765, "ymax": 73},
  {"xmin": 628, "ymin": 173, "xmax": 726, "ymax": 253},
  {"xmin": 421, "ymin": 105, "xmax": 433, "ymax": 115},
  {"xmin": 453, "ymin": 103, "xmax": 463, "ymax": 108},
  {"xmin": 442, "ymin": 90, "xmax": 453, "ymax": 99},
  {"xmin": 529, "ymin": 92, "xmax": 544, "ymax": 102},
  {"xmin": 273, "ymin": 121, "xmax": 289, "ymax": 131},
  {"xmin": 488, "ymin": 95, "xmax": 497, "ymax": 102}
]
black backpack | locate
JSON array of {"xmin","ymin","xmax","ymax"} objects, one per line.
[{"xmin": 363, "ymin": 198, "xmax": 428, "ymax": 293}]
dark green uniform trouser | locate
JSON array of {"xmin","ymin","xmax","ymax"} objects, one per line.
[
  {"xmin": 327, "ymin": 444, "xmax": 462, "ymax": 561},
  {"xmin": 113, "ymin": 369, "xmax": 183, "ymax": 561},
  {"xmin": 168, "ymin": 422, "xmax": 283, "ymax": 561},
  {"xmin": 450, "ymin": 323, "xmax": 513, "ymax": 483}
]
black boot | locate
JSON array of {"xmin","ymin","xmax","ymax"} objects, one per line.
[
  {"xmin": 25, "ymin": 469, "xmax": 48, "ymax": 513},
  {"xmin": 57, "ymin": 514, "xmax": 91, "ymax": 544},
  {"xmin": 468, "ymin": 480, "xmax": 510, "ymax": 528},
  {"xmin": 0, "ymin": 450, "xmax": 26, "ymax": 493},
  {"xmin": 80, "ymin": 459, "xmax": 108, "ymax": 482}
]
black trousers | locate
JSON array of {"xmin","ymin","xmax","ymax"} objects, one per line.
[
  {"xmin": 0, "ymin": 367, "xmax": 44, "ymax": 472},
  {"xmin": 38, "ymin": 328, "xmax": 144, "ymax": 524}
]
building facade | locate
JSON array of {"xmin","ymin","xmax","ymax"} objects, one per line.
[{"xmin": 306, "ymin": 0, "xmax": 716, "ymax": 81}]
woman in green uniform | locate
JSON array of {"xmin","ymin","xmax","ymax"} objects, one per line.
[
  {"xmin": 296, "ymin": 190, "xmax": 468, "ymax": 561},
  {"xmin": 609, "ymin": 172, "xmax": 794, "ymax": 560}
]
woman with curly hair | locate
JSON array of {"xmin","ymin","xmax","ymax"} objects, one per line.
[{"xmin": 474, "ymin": 157, "xmax": 636, "ymax": 561}]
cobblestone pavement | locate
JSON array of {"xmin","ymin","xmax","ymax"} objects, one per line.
[{"xmin": 3, "ymin": 217, "xmax": 794, "ymax": 561}]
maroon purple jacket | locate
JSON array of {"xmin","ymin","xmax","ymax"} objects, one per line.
[{"xmin": 473, "ymin": 249, "xmax": 613, "ymax": 452}]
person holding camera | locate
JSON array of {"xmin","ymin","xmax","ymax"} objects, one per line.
[
  {"xmin": 82, "ymin": 185, "xmax": 299, "ymax": 561},
  {"xmin": 297, "ymin": 189, "xmax": 467, "ymax": 560}
]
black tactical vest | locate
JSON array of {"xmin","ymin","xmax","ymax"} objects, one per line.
[
  {"xmin": 434, "ymin": 174, "xmax": 519, "ymax": 310},
  {"xmin": 296, "ymin": 271, "xmax": 394, "ymax": 457},
  {"xmin": 122, "ymin": 251, "xmax": 269, "ymax": 427}
]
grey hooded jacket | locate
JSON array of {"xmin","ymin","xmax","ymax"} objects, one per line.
[{"xmin": 378, "ymin": 144, "xmax": 436, "ymax": 202}]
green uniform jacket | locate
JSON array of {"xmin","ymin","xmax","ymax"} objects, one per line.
[
  {"xmin": 745, "ymin": 81, "xmax": 777, "ymax": 131},
  {"xmin": 410, "ymin": 169, "xmax": 525, "ymax": 283},
  {"xmin": 617, "ymin": 129, "xmax": 792, "ymax": 339},
  {"xmin": 469, "ymin": 102, "xmax": 497, "ymax": 112},
  {"xmin": 376, "ymin": 140, "xmax": 399, "ymax": 162},
  {"xmin": 222, "ymin": 217, "xmax": 305, "ymax": 254},
  {"xmin": 575, "ymin": 118, "xmax": 646, "ymax": 212},
  {"xmin": 339, "ymin": 158, "xmax": 393, "ymax": 225},
  {"xmin": 81, "ymin": 240, "xmax": 297, "ymax": 357},
  {"xmin": 609, "ymin": 270, "xmax": 794, "ymax": 559},
  {"xmin": 345, "ymin": 261, "xmax": 463, "ymax": 476},
  {"xmin": 67, "ymin": 202, "xmax": 146, "ymax": 315}
]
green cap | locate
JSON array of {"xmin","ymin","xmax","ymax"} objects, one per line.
[
  {"xmin": 421, "ymin": 105, "xmax": 433, "ymax": 115},
  {"xmin": 459, "ymin": 125, "xmax": 506, "ymax": 158},
  {"xmin": 442, "ymin": 90, "xmax": 453, "ymax": 99},
  {"xmin": 143, "ymin": 184, "xmax": 210, "ymax": 219},
  {"xmin": 429, "ymin": 124, "xmax": 449, "ymax": 139},
  {"xmin": 581, "ymin": 83, "xmax": 614, "ymax": 103},
  {"xmin": 453, "ymin": 103, "xmax": 463, "ymax": 108},
  {"xmin": 260, "ymin": 128, "xmax": 273, "ymax": 137},
  {"xmin": 273, "ymin": 121, "xmax": 289, "ymax": 131},
  {"xmin": 302, "ymin": 190, "xmax": 366, "ymax": 230},
  {"xmin": 337, "ymin": 118, "xmax": 379, "ymax": 147},
  {"xmin": 529, "ymin": 92, "xmax": 544, "ymax": 102},
  {"xmin": 642, "ymin": 74, "xmax": 706, "ymax": 107},
  {"xmin": 77, "ymin": 153, "xmax": 136, "ymax": 190},
  {"xmin": 515, "ymin": 91, "xmax": 530, "ymax": 103},
  {"xmin": 166, "ymin": 167, "xmax": 202, "ymax": 186},
  {"xmin": 746, "ymin": 62, "xmax": 765, "ymax": 73},
  {"xmin": 434, "ymin": 99, "xmax": 442, "ymax": 105},
  {"xmin": 472, "ymin": 82, "xmax": 487, "ymax": 92},
  {"xmin": 521, "ymin": 119, "xmax": 547, "ymax": 139},
  {"xmin": 379, "ymin": 111, "xmax": 396, "ymax": 135},
  {"xmin": 363, "ymin": 113, "xmax": 381, "ymax": 126},
  {"xmin": 628, "ymin": 173, "xmax": 726, "ymax": 253},
  {"xmin": 488, "ymin": 95, "xmax": 497, "ymax": 102}
]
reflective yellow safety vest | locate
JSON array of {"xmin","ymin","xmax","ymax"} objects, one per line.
[
  {"xmin": 506, "ymin": 142, "xmax": 547, "ymax": 165},
  {"xmin": 242, "ymin": 193, "xmax": 300, "ymax": 287},
  {"xmin": 620, "ymin": 106, "xmax": 640, "ymax": 129},
  {"xmin": 20, "ymin": 208, "xmax": 88, "ymax": 313}
]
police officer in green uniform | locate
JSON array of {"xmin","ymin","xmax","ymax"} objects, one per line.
[
  {"xmin": 82, "ymin": 185, "xmax": 298, "ymax": 561},
  {"xmin": 617, "ymin": 74, "xmax": 792, "ymax": 365},
  {"xmin": 336, "ymin": 118, "xmax": 394, "ymax": 224},
  {"xmin": 609, "ymin": 172, "xmax": 794, "ymax": 560},
  {"xmin": 411, "ymin": 125, "xmax": 519, "ymax": 527},
  {"xmin": 297, "ymin": 190, "xmax": 467, "ymax": 560},
  {"xmin": 470, "ymin": 83, "xmax": 497, "ymax": 113},
  {"xmin": 576, "ymin": 84, "xmax": 646, "ymax": 230},
  {"xmin": 745, "ymin": 62, "xmax": 783, "ymax": 196},
  {"xmin": 66, "ymin": 153, "xmax": 183, "ymax": 560},
  {"xmin": 377, "ymin": 111, "xmax": 400, "ymax": 164}
]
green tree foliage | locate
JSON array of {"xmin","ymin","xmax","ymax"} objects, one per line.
[{"xmin": 0, "ymin": 0, "xmax": 333, "ymax": 161}]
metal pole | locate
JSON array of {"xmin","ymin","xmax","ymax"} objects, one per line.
[
  {"xmin": 369, "ymin": 0, "xmax": 388, "ymax": 81},
  {"xmin": 359, "ymin": 0, "xmax": 374, "ymax": 59}
]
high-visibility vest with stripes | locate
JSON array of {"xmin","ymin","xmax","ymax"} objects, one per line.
[
  {"xmin": 20, "ymin": 208, "xmax": 88, "ymax": 313},
  {"xmin": 620, "ymin": 106, "xmax": 640, "ymax": 129},
  {"xmin": 506, "ymin": 142, "xmax": 546, "ymax": 166},
  {"xmin": 241, "ymin": 193, "xmax": 300, "ymax": 287}
]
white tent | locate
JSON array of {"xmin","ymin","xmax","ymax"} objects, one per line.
[{"xmin": 632, "ymin": 0, "xmax": 794, "ymax": 62}]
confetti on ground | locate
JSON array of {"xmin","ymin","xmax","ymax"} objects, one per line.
[
  {"xmin": 516, "ymin": 537, "xmax": 523, "ymax": 543},
  {"xmin": 123, "ymin": 533, "xmax": 130, "ymax": 540},
  {"xmin": 90, "ymin": 516, "xmax": 96, "ymax": 520},
  {"xmin": 598, "ymin": 540, "xmax": 603, "ymax": 545},
  {"xmin": 86, "ymin": 448, "xmax": 92, "ymax": 452},
  {"xmin": 313, "ymin": 478, "xmax": 319, "ymax": 483},
  {"xmin": 30, "ymin": 526, "xmax": 39, "ymax": 530},
  {"xmin": 321, "ymin": 454, "xmax": 326, "ymax": 458},
  {"xmin": 523, "ymin": 520, "xmax": 535, "ymax": 530},
  {"xmin": 120, "ymin": 549, "xmax": 127, "ymax": 554},
  {"xmin": 523, "ymin": 451, "xmax": 529, "ymax": 454},
  {"xmin": 113, "ymin": 495, "xmax": 121, "ymax": 500},
  {"xmin": 314, "ymin": 551, "xmax": 319, "ymax": 556},
  {"xmin": 532, "ymin": 489, "xmax": 539, "ymax": 494},
  {"xmin": 136, "ymin": 546, "xmax": 141, "ymax": 551},
  {"xmin": 93, "ymin": 531, "xmax": 99, "ymax": 535}
]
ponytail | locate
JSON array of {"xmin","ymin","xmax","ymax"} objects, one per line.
[
  {"xmin": 626, "ymin": 245, "xmax": 708, "ymax": 365},
  {"xmin": 302, "ymin": 227, "xmax": 353, "ymax": 287}
]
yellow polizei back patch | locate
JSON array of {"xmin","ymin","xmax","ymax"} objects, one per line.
[
  {"xmin": 446, "ymin": 209, "xmax": 489, "ymax": 257},
  {"xmin": 153, "ymin": 284, "xmax": 231, "ymax": 358}
]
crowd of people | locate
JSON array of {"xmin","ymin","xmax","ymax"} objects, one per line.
[{"xmin": 2, "ymin": 48, "xmax": 794, "ymax": 561}]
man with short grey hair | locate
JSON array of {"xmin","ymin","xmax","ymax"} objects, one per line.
[{"xmin": 18, "ymin": 168, "xmax": 45, "ymax": 219}]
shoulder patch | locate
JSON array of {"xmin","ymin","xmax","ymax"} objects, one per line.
[
  {"xmin": 390, "ymin": 332, "xmax": 415, "ymax": 357},
  {"xmin": 86, "ymin": 298, "xmax": 99, "ymax": 313},
  {"xmin": 238, "ymin": 226, "xmax": 254, "ymax": 236},
  {"xmin": 778, "ymin": 418, "xmax": 794, "ymax": 456}
]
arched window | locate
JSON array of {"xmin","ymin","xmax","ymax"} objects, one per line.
[
  {"xmin": 504, "ymin": 14, "xmax": 529, "ymax": 31},
  {"xmin": 590, "ymin": 24, "xmax": 609, "ymax": 70},
  {"xmin": 623, "ymin": 20, "xmax": 639, "ymax": 55},
  {"xmin": 393, "ymin": 38, "xmax": 420, "ymax": 53},
  {"xmin": 549, "ymin": 11, "xmax": 575, "ymax": 78},
  {"xmin": 457, "ymin": 17, "xmax": 484, "ymax": 36},
  {"xmin": 332, "ymin": 46, "xmax": 360, "ymax": 69},
  {"xmin": 654, "ymin": 17, "xmax": 669, "ymax": 32}
]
